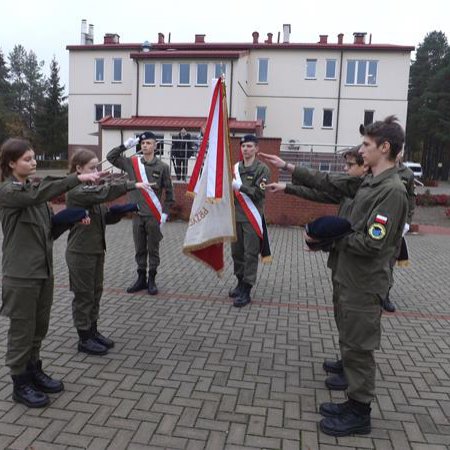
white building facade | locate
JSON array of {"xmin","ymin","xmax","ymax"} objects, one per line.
[{"xmin": 67, "ymin": 28, "xmax": 414, "ymax": 166}]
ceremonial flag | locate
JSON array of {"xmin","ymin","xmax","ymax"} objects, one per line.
[{"xmin": 182, "ymin": 78, "xmax": 236, "ymax": 273}]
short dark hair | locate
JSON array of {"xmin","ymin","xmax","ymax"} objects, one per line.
[
  {"xmin": 342, "ymin": 145, "xmax": 364, "ymax": 166},
  {"xmin": 363, "ymin": 115, "xmax": 405, "ymax": 160},
  {"xmin": 0, "ymin": 138, "xmax": 33, "ymax": 181},
  {"xmin": 69, "ymin": 148, "xmax": 98, "ymax": 173}
]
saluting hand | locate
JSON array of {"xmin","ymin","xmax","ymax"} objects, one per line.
[
  {"xmin": 78, "ymin": 172, "xmax": 101, "ymax": 183},
  {"xmin": 259, "ymin": 153, "xmax": 285, "ymax": 169},
  {"xmin": 266, "ymin": 182, "xmax": 286, "ymax": 193}
]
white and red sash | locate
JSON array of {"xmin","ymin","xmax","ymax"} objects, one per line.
[
  {"xmin": 131, "ymin": 156, "xmax": 162, "ymax": 223},
  {"xmin": 233, "ymin": 162, "xmax": 263, "ymax": 239}
]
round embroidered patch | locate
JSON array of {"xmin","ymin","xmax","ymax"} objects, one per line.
[
  {"xmin": 259, "ymin": 182, "xmax": 266, "ymax": 190},
  {"xmin": 368, "ymin": 223, "xmax": 386, "ymax": 240}
]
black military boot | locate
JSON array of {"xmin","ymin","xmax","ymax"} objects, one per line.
[
  {"xmin": 12, "ymin": 373, "xmax": 49, "ymax": 408},
  {"xmin": 77, "ymin": 329, "xmax": 108, "ymax": 355},
  {"xmin": 228, "ymin": 276, "xmax": 243, "ymax": 298},
  {"xmin": 382, "ymin": 294, "xmax": 396, "ymax": 313},
  {"xmin": 319, "ymin": 398, "xmax": 371, "ymax": 437},
  {"xmin": 126, "ymin": 269, "xmax": 147, "ymax": 293},
  {"xmin": 27, "ymin": 360, "xmax": 64, "ymax": 393},
  {"xmin": 325, "ymin": 372, "xmax": 348, "ymax": 391},
  {"xmin": 323, "ymin": 358, "xmax": 344, "ymax": 374},
  {"xmin": 91, "ymin": 321, "xmax": 114, "ymax": 349},
  {"xmin": 148, "ymin": 270, "xmax": 158, "ymax": 295},
  {"xmin": 233, "ymin": 281, "xmax": 252, "ymax": 308}
]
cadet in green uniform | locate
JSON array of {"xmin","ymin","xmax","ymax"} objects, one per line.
[
  {"xmin": 229, "ymin": 135, "xmax": 270, "ymax": 307},
  {"xmin": 263, "ymin": 147, "xmax": 366, "ymax": 392},
  {"xmin": 66, "ymin": 149, "xmax": 148, "ymax": 355},
  {"xmin": 107, "ymin": 131, "xmax": 174, "ymax": 295},
  {"xmin": 0, "ymin": 138, "xmax": 100, "ymax": 408},
  {"xmin": 382, "ymin": 152, "xmax": 416, "ymax": 312}
]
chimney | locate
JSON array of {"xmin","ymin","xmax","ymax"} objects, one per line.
[
  {"xmin": 104, "ymin": 33, "xmax": 120, "ymax": 44},
  {"xmin": 353, "ymin": 32, "xmax": 367, "ymax": 44},
  {"xmin": 337, "ymin": 33, "xmax": 344, "ymax": 45},
  {"xmin": 252, "ymin": 31, "xmax": 259, "ymax": 44},
  {"xmin": 282, "ymin": 24, "xmax": 291, "ymax": 43},
  {"xmin": 158, "ymin": 32, "xmax": 165, "ymax": 44},
  {"xmin": 264, "ymin": 33, "xmax": 273, "ymax": 44},
  {"xmin": 80, "ymin": 19, "xmax": 87, "ymax": 44},
  {"xmin": 195, "ymin": 34, "xmax": 205, "ymax": 44},
  {"xmin": 319, "ymin": 34, "xmax": 328, "ymax": 44},
  {"xmin": 87, "ymin": 24, "xmax": 94, "ymax": 44}
]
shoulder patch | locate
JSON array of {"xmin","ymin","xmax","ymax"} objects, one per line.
[{"xmin": 368, "ymin": 223, "xmax": 386, "ymax": 240}]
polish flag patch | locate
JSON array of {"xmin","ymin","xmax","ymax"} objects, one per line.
[{"xmin": 375, "ymin": 214, "xmax": 388, "ymax": 225}]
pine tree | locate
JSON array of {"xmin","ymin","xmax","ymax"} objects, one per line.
[
  {"xmin": 35, "ymin": 57, "xmax": 67, "ymax": 157},
  {"xmin": 0, "ymin": 48, "xmax": 11, "ymax": 143}
]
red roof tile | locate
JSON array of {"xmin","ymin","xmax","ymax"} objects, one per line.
[
  {"xmin": 99, "ymin": 116, "xmax": 262, "ymax": 133},
  {"xmin": 130, "ymin": 50, "xmax": 247, "ymax": 59}
]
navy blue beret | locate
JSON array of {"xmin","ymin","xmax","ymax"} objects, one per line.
[
  {"xmin": 305, "ymin": 216, "xmax": 352, "ymax": 251},
  {"xmin": 240, "ymin": 134, "xmax": 258, "ymax": 145},
  {"xmin": 139, "ymin": 131, "xmax": 156, "ymax": 142},
  {"xmin": 108, "ymin": 203, "xmax": 139, "ymax": 215},
  {"xmin": 52, "ymin": 208, "xmax": 87, "ymax": 226}
]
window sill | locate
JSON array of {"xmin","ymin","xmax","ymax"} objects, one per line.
[
  {"xmin": 160, "ymin": 84, "xmax": 173, "ymax": 87},
  {"xmin": 321, "ymin": 126, "xmax": 334, "ymax": 130},
  {"xmin": 324, "ymin": 77, "xmax": 337, "ymax": 81},
  {"xmin": 345, "ymin": 83, "xmax": 378, "ymax": 87},
  {"xmin": 177, "ymin": 84, "xmax": 191, "ymax": 87},
  {"xmin": 112, "ymin": 81, "xmax": 122, "ymax": 84},
  {"xmin": 302, "ymin": 126, "xmax": 313, "ymax": 129},
  {"xmin": 94, "ymin": 80, "xmax": 105, "ymax": 83},
  {"xmin": 256, "ymin": 82, "xmax": 269, "ymax": 85},
  {"xmin": 305, "ymin": 77, "xmax": 317, "ymax": 80},
  {"xmin": 143, "ymin": 83, "xmax": 156, "ymax": 87},
  {"xmin": 195, "ymin": 84, "xmax": 208, "ymax": 87}
]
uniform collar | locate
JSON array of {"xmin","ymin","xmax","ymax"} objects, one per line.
[
  {"xmin": 141, "ymin": 156, "xmax": 157, "ymax": 166},
  {"xmin": 364, "ymin": 166, "xmax": 398, "ymax": 187},
  {"xmin": 239, "ymin": 159, "xmax": 258, "ymax": 171}
]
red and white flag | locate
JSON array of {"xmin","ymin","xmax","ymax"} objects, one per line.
[{"xmin": 182, "ymin": 78, "xmax": 236, "ymax": 273}]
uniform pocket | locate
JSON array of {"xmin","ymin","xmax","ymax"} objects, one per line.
[{"xmin": 339, "ymin": 289, "xmax": 382, "ymax": 351}]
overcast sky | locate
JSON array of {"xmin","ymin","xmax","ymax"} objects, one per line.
[{"xmin": 1, "ymin": 0, "xmax": 450, "ymax": 90}]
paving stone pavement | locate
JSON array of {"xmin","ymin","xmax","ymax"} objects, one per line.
[{"xmin": 0, "ymin": 221, "xmax": 449, "ymax": 450}]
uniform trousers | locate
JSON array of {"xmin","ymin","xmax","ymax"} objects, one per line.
[
  {"xmin": 132, "ymin": 215, "xmax": 163, "ymax": 272},
  {"xmin": 231, "ymin": 221, "xmax": 260, "ymax": 286},
  {"xmin": 66, "ymin": 251, "xmax": 104, "ymax": 331},
  {"xmin": 1, "ymin": 276, "xmax": 54, "ymax": 375},
  {"xmin": 335, "ymin": 282, "xmax": 382, "ymax": 404}
]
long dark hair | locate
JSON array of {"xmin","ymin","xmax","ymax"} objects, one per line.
[
  {"xmin": 0, "ymin": 138, "xmax": 33, "ymax": 181},
  {"xmin": 69, "ymin": 148, "xmax": 98, "ymax": 173}
]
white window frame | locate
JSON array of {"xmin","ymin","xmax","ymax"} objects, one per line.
[
  {"xmin": 112, "ymin": 58, "xmax": 122, "ymax": 83},
  {"xmin": 322, "ymin": 109, "xmax": 334, "ymax": 129},
  {"xmin": 161, "ymin": 63, "xmax": 173, "ymax": 86},
  {"xmin": 257, "ymin": 58, "xmax": 269, "ymax": 84},
  {"xmin": 178, "ymin": 63, "xmax": 190, "ymax": 86},
  {"xmin": 305, "ymin": 59, "xmax": 317, "ymax": 79},
  {"xmin": 319, "ymin": 162, "xmax": 331, "ymax": 172},
  {"xmin": 196, "ymin": 63, "xmax": 208, "ymax": 86},
  {"xmin": 95, "ymin": 58, "xmax": 104, "ymax": 82},
  {"xmin": 95, "ymin": 104, "xmax": 121, "ymax": 121},
  {"xmin": 302, "ymin": 108, "xmax": 314, "ymax": 128},
  {"xmin": 143, "ymin": 63, "xmax": 156, "ymax": 86},
  {"xmin": 346, "ymin": 60, "xmax": 378, "ymax": 85},
  {"xmin": 364, "ymin": 110, "xmax": 375, "ymax": 126},
  {"xmin": 325, "ymin": 59, "xmax": 337, "ymax": 79},
  {"xmin": 256, "ymin": 106, "xmax": 267, "ymax": 126},
  {"xmin": 214, "ymin": 63, "xmax": 226, "ymax": 79}
]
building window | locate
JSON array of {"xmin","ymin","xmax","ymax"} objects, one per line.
[
  {"xmin": 215, "ymin": 63, "xmax": 226, "ymax": 78},
  {"xmin": 161, "ymin": 63, "xmax": 173, "ymax": 85},
  {"xmin": 197, "ymin": 63, "xmax": 208, "ymax": 85},
  {"xmin": 305, "ymin": 59, "xmax": 317, "ymax": 79},
  {"xmin": 144, "ymin": 63, "xmax": 155, "ymax": 85},
  {"xmin": 322, "ymin": 109, "xmax": 333, "ymax": 128},
  {"xmin": 364, "ymin": 110, "xmax": 375, "ymax": 126},
  {"xmin": 179, "ymin": 63, "xmax": 190, "ymax": 85},
  {"xmin": 113, "ymin": 58, "xmax": 122, "ymax": 82},
  {"xmin": 325, "ymin": 59, "xmax": 336, "ymax": 79},
  {"xmin": 95, "ymin": 104, "xmax": 121, "ymax": 121},
  {"xmin": 256, "ymin": 106, "xmax": 266, "ymax": 126},
  {"xmin": 346, "ymin": 60, "xmax": 378, "ymax": 85},
  {"xmin": 95, "ymin": 58, "xmax": 104, "ymax": 82},
  {"xmin": 303, "ymin": 108, "xmax": 314, "ymax": 128},
  {"xmin": 258, "ymin": 58, "xmax": 268, "ymax": 83},
  {"xmin": 319, "ymin": 162, "xmax": 330, "ymax": 172}
]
